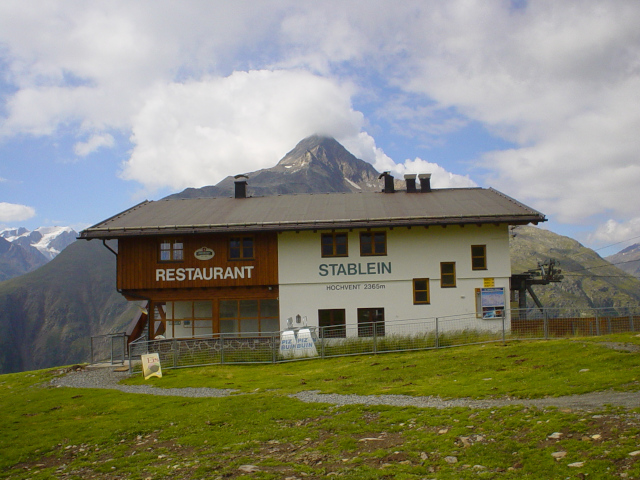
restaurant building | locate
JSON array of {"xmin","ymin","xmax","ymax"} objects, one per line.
[{"xmin": 80, "ymin": 174, "xmax": 545, "ymax": 340}]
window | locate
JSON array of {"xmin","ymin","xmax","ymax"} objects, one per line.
[
  {"xmin": 159, "ymin": 238, "xmax": 183, "ymax": 262},
  {"xmin": 471, "ymin": 245, "xmax": 487, "ymax": 270},
  {"xmin": 156, "ymin": 300, "xmax": 214, "ymax": 338},
  {"xmin": 440, "ymin": 262, "xmax": 456, "ymax": 288},
  {"xmin": 360, "ymin": 231, "xmax": 387, "ymax": 256},
  {"xmin": 318, "ymin": 308, "xmax": 346, "ymax": 338},
  {"xmin": 357, "ymin": 308, "xmax": 385, "ymax": 337},
  {"xmin": 321, "ymin": 233, "xmax": 348, "ymax": 257},
  {"xmin": 229, "ymin": 236, "xmax": 254, "ymax": 260},
  {"xmin": 413, "ymin": 278, "xmax": 430, "ymax": 304},
  {"xmin": 219, "ymin": 299, "xmax": 279, "ymax": 337}
]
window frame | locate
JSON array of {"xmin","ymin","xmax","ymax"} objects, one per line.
[
  {"xmin": 219, "ymin": 299, "xmax": 279, "ymax": 337},
  {"xmin": 359, "ymin": 231, "xmax": 387, "ymax": 256},
  {"xmin": 158, "ymin": 238, "xmax": 184, "ymax": 263},
  {"xmin": 471, "ymin": 244, "xmax": 487, "ymax": 270},
  {"xmin": 413, "ymin": 278, "xmax": 430, "ymax": 304},
  {"xmin": 228, "ymin": 235, "xmax": 255, "ymax": 260},
  {"xmin": 321, "ymin": 232, "xmax": 348, "ymax": 258},
  {"xmin": 440, "ymin": 262, "xmax": 457, "ymax": 288}
]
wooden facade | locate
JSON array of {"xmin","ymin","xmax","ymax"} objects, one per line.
[
  {"xmin": 117, "ymin": 232, "xmax": 278, "ymax": 292},
  {"xmin": 116, "ymin": 232, "xmax": 279, "ymax": 339}
]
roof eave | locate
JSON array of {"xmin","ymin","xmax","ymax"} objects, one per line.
[{"xmin": 79, "ymin": 214, "xmax": 546, "ymax": 239}]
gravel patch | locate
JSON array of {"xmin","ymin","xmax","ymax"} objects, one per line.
[
  {"xmin": 290, "ymin": 390, "xmax": 640, "ymax": 410},
  {"xmin": 49, "ymin": 366, "xmax": 237, "ymax": 398},
  {"xmin": 50, "ymin": 365, "xmax": 640, "ymax": 410}
]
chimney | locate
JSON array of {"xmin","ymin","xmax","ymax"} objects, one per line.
[
  {"xmin": 418, "ymin": 173, "xmax": 431, "ymax": 193},
  {"xmin": 234, "ymin": 174, "xmax": 248, "ymax": 198},
  {"xmin": 378, "ymin": 171, "xmax": 395, "ymax": 193},
  {"xmin": 404, "ymin": 174, "xmax": 417, "ymax": 193}
]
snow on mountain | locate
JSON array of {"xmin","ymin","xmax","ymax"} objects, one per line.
[{"xmin": 0, "ymin": 226, "xmax": 78, "ymax": 260}]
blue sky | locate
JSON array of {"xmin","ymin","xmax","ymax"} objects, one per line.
[{"xmin": 1, "ymin": 1, "xmax": 640, "ymax": 256}]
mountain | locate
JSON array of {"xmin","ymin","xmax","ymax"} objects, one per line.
[
  {"xmin": 0, "ymin": 226, "xmax": 77, "ymax": 260},
  {"xmin": 167, "ymin": 135, "xmax": 382, "ymax": 199},
  {"xmin": 510, "ymin": 226, "xmax": 640, "ymax": 310},
  {"xmin": 0, "ymin": 236, "xmax": 49, "ymax": 282},
  {"xmin": 605, "ymin": 244, "xmax": 640, "ymax": 279},
  {"xmin": 0, "ymin": 239, "xmax": 137, "ymax": 374},
  {"xmin": 0, "ymin": 226, "xmax": 77, "ymax": 281}
]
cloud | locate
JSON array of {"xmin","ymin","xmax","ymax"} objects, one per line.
[
  {"xmin": 74, "ymin": 133, "xmax": 115, "ymax": 156},
  {"xmin": 0, "ymin": 203, "xmax": 36, "ymax": 222},
  {"xmin": 589, "ymin": 218, "xmax": 640, "ymax": 247},
  {"xmin": 1, "ymin": 1, "xmax": 640, "ymax": 243},
  {"xmin": 393, "ymin": 2, "xmax": 640, "ymax": 232},
  {"xmin": 121, "ymin": 70, "xmax": 364, "ymax": 191}
]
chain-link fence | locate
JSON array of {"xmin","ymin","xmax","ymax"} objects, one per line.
[{"xmin": 127, "ymin": 306, "xmax": 640, "ymax": 373}]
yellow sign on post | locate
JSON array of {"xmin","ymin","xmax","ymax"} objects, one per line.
[
  {"xmin": 141, "ymin": 353, "xmax": 162, "ymax": 380},
  {"xmin": 483, "ymin": 277, "xmax": 495, "ymax": 288}
]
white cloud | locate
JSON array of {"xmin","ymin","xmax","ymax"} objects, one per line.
[
  {"xmin": 1, "ymin": 1, "xmax": 640, "ymax": 244},
  {"xmin": 0, "ymin": 202, "xmax": 36, "ymax": 222},
  {"xmin": 588, "ymin": 218, "xmax": 640, "ymax": 248},
  {"xmin": 74, "ymin": 133, "xmax": 115, "ymax": 157},
  {"xmin": 121, "ymin": 70, "xmax": 364, "ymax": 191}
]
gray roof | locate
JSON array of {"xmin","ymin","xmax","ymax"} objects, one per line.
[{"xmin": 80, "ymin": 188, "xmax": 545, "ymax": 239}]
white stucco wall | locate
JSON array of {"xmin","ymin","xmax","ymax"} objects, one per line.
[{"xmin": 277, "ymin": 224, "xmax": 511, "ymax": 334}]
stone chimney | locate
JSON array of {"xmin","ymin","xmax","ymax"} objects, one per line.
[
  {"xmin": 404, "ymin": 174, "xmax": 417, "ymax": 193},
  {"xmin": 234, "ymin": 174, "xmax": 248, "ymax": 198},
  {"xmin": 418, "ymin": 173, "xmax": 431, "ymax": 193}
]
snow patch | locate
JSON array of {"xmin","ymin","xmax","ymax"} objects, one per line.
[
  {"xmin": 0, "ymin": 226, "xmax": 77, "ymax": 260},
  {"xmin": 344, "ymin": 178, "xmax": 362, "ymax": 190}
]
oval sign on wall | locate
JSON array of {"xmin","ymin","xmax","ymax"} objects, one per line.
[{"xmin": 194, "ymin": 247, "xmax": 215, "ymax": 261}]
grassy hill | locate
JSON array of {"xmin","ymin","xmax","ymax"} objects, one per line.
[
  {"xmin": 2, "ymin": 335, "xmax": 640, "ymax": 479},
  {"xmin": 0, "ymin": 240, "xmax": 137, "ymax": 374}
]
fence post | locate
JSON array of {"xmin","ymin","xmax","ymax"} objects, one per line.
[
  {"xmin": 502, "ymin": 311, "xmax": 506, "ymax": 346},
  {"xmin": 607, "ymin": 314, "xmax": 612, "ymax": 335},
  {"xmin": 595, "ymin": 310, "xmax": 600, "ymax": 336},
  {"xmin": 435, "ymin": 317, "xmax": 439, "ymax": 349},
  {"xmin": 172, "ymin": 338, "xmax": 178, "ymax": 368},
  {"xmin": 320, "ymin": 327, "xmax": 326, "ymax": 359},
  {"xmin": 544, "ymin": 310, "xmax": 549, "ymax": 340},
  {"xmin": 373, "ymin": 322, "xmax": 378, "ymax": 355},
  {"xmin": 630, "ymin": 313, "xmax": 635, "ymax": 332},
  {"xmin": 221, "ymin": 335, "xmax": 225, "ymax": 365},
  {"xmin": 272, "ymin": 333, "xmax": 277, "ymax": 364}
]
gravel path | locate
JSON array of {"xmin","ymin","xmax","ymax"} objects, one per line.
[
  {"xmin": 50, "ymin": 366, "xmax": 640, "ymax": 410},
  {"xmin": 50, "ymin": 367, "xmax": 236, "ymax": 398}
]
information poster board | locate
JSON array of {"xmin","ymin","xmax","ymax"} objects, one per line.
[
  {"xmin": 476, "ymin": 287, "xmax": 505, "ymax": 319},
  {"xmin": 141, "ymin": 353, "xmax": 163, "ymax": 379}
]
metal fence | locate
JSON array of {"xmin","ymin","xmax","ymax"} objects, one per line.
[
  {"xmin": 127, "ymin": 306, "xmax": 640, "ymax": 373},
  {"xmin": 90, "ymin": 332, "xmax": 128, "ymax": 365}
]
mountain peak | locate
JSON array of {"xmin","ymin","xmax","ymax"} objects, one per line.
[{"xmin": 168, "ymin": 135, "xmax": 382, "ymax": 199}]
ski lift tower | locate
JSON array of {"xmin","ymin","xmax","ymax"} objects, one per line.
[{"xmin": 510, "ymin": 259, "xmax": 563, "ymax": 319}]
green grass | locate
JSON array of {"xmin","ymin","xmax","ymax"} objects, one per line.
[
  {"xmin": 125, "ymin": 337, "xmax": 640, "ymax": 399},
  {"xmin": 2, "ymin": 334, "xmax": 640, "ymax": 479}
]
